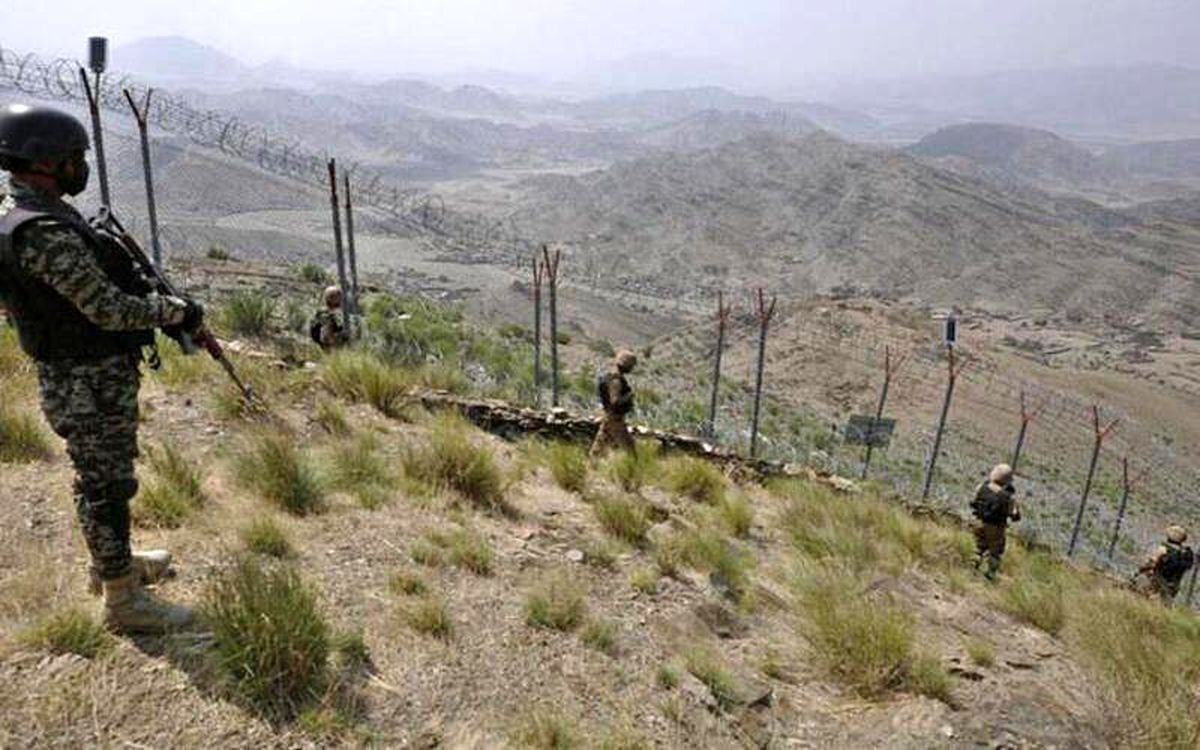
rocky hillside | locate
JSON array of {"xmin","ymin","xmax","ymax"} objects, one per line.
[
  {"xmin": 1, "ymin": 273, "xmax": 1198, "ymax": 748},
  {"xmin": 508, "ymin": 132, "xmax": 1200, "ymax": 328}
]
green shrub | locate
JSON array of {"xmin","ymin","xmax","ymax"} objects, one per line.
[
  {"xmin": 133, "ymin": 443, "xmax": 206, "ymax": 528},
  {"xmin": 581, "ymin": 536, "xmax": 622, "ymax": 569},
  {"xmin": 656, "ymin": 664, "xmax": 680, "ymax": 690},
  {"xmin": 907, "ymin": 653, "xmax": 952, "ymax": 702},
  {"xmin": 203, "ymin": 557, "xmax": 329, "ymax": 717},
  {"xmin": 331, "ymin": 629, "xmax": 371, "ymax": 670},
  {"xmin": 299, "ymin": 263, "xmax": 331, "ymax": 285},
  {"xmin": 684, "ymin": 647, "xmax": 738, "ymax": 708},
  {"xmin": 401, "ymin": 596, "xmax": 453, "ymax": 640},
  {"xmin": 326, "ymin": 432, "xmax": 396, "ymax": 509},
  {"xmin": 525, "ymin": 571, "xmax": 587, "ymax": 631},
  {"xmin": 423, "ymin": 527, "xmax": 494, "ymax": 576},
  {"xmin": 235, "ymin": 432, "xmax": 325, "ymax": 515},
  {"xmin": 387, "ymin": 570, "xmax": 429, "ymax": 597},
  {"xmin": 314, "ymin": 398, "xmax": 350, "ymax": 435},
  {"xmin": 581, "ymin": 619, "xmax": 618, "ymax": 656},
  {"xmin": 592, "ymin": 493, "xmax": 651, "ymax": 546},
  {"xmin": 966, "ymin": 638, "xmax": 995, "ymax": 667},
  {"xmin": 716, "ymin": 494, "xmax": 754, "ymax": 538},
  {"xmin": 220, "ymin": 290, "xmax": 275, "ymax": 337},
  {"xmin": 606, "ymin": 441, "xmax": 659, "ymax": 493},
  {"xmin": 662, "ymin": 456, "xmax": 726, "ymax": 504},
  {"xmin": 206, "ymin": 245, "xmax": 231, "ymax": 260},
  {"xmin": 19, "ymin": 608, "xmax": 112, "ymax": 658},
  {"xmin": 630, "ymin": 566, "xmax": 660, "ymax": 595},
  {"xmin": 544, "ymin": 441, "xmax": 589, "ymax": 494},
  {"xmin": 240, "ymin": 517, "xmax": 295, "ymax": 558},
  {"xmin": 0, "ymin": 405, "xmax": 52, "ymax": 463},
  {"xmin": 402, "ymin": 412, "xmax": 507, "ymax": 512},
  {"xmin": 323, "ymin": 350, "xmax": 411, "ymax": 418}
]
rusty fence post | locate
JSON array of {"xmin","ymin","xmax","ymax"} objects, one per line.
[
  {"xmin": 1106, "ymin": 457, "xmax": 1146, "ymax": 562},
  {"xmin": 921, "ymin": 344, "xmax": 969, "ymax": 499},
  {"xmin": 705, "ymin": 291, "xmax": 732, "ymax": 440},
  {"xmin": 748, "ymin": 288, "xmax": 777, "ymax": 459},
  {"xmin": 343, "ymin": 172, "xmax": 360, "ymax": 318},
  {"xmin": 1068, "ymin": 406, "xmax": 1119, "ymax": 558},
  {"xmin": 1010, "ymin": 390, "xmax": 1043, "ymax": 474},
  {"xmin": 78, "ymin": 65, "xmax": 112, "ymax": 210},
  {"xmin": 123, "ymin": 87, "xmax": 163, "ymax": 270},
  {"xmin": 327, "ymin": 159, "xmax": 350, "ymax": 331},
  {"xmin": 542, "ymin": 245, "xmax": 562, "ymax": 407},
  {"xmin": 532, "ymin": 256, "xmax": 546, "ymax": 406},
  {"xmin": 862, "ymin": 346, "xmax": 904, "ymax": 480}
]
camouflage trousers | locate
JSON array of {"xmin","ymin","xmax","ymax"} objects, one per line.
[
  {"xmin": 972, "ymin": 522, "xmax": 1008, "ymax": 579},
  {"xmin": 590, "ymin": 412, "xmax": 634, "ymax": 458},
  {"xmin": 36, "ymin": 353, "xmax": 141, "ymax": 581}
]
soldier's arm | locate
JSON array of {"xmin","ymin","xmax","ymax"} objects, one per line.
[
  {"xmin": 17, "ymin": 221, "xmax": 181, "ymax": 331},
  {"xmin": 1139, "ymin": 546, "xmax": 1166, "ymax": 574},
  {"xmin": 1009, "ymin": 493, "xmax": 1021, "ymax": 522}
]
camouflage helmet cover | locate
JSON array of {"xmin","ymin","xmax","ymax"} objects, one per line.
[
  {"xmin": 989, "ymin": 463, "xmax": 1014, "ymax": 485},
  {"xmin": 323, "ymin": 285, "xmax": 342, "ymax": 307},
  {"xmin": 614, "ymin": 349, "xmax": 637, "ymax": 373},
  {"xmin": 1167, "ymin": 525, "xmax": 1187, "ymax": 544},
  {"xmin": 0, "ymin": 104, "xmax": 90, "ymax": 162}
]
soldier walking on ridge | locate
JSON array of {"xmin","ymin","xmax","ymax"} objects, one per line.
[
  {"xmin": 970, "ymin": 463, "xmax": 1021, "ymax": 580},
  {"xmin": 1132, "ymin": 525, "xmax": 1194, "ymax": 605},
  {"xmin": 590, "ymin": 349, "xmax": 637, "ymax": 458},
  {"xmin": 310, "ymin": 285, "xmax": 348, "ymax": 351},
  {"xmin": 0, "ymin": 104, "xmax": 200, "ymax": 633}
]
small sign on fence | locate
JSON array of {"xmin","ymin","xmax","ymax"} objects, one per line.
[{"xmin": 845, "ymin": 415, "xmax": 897, "ymax": 447}]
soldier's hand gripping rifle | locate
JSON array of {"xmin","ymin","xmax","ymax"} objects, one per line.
[{"xmin": 94, "ymin": 209, "xmax": 261, "ymax": 407}]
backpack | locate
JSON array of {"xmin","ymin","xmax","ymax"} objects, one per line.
[
  {"xmin": 1157, "ymin": 544, "xmax": 1195, "ymax": 582},
  {"xmin": 971, "ymin": 484, "xmax": 1012, "ymax": 524},
  {"xmin": 309, "ymin": 316, "xmax": 324, "ymax": 345}
]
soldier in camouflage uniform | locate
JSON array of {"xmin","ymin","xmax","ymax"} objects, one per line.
[
  {"xmin": 1133, "ymin": 525, "xmax": 1195, "ymax": 605},
  {"xmin": 590, "ymin": 349, "xmax": 637, "ymax": 458},
  {"xmin": 311, "ymin": 285, "xmax": 347, "ymax": 350},
  {"xmin": 0, "ymin": 104, "xmax": 200, "ymax": 633},
  {"xmin": 969, "ymin": 463, "xmax": 1021, "ymax": 580}
]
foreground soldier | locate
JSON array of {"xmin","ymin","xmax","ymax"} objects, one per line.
[
  {"xmin": 0, "ymin": 104, "xmax": 200, "ymax": 633},
  {"xmin": 1133, "ymin": 526, "xmax": 1195, "ymax": 605},
  {"xmin": 970, "ymin": 463, "xmax": 1021, "ymax": 580},
  {"xmin": 310, "ymin": 285, "xmax": 347, "ymax": 350},
  {"xmin": 590, "ymin": 349, "xmax": 637, "ymax": 458}
]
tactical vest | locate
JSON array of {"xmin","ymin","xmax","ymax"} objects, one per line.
[
  {"xmin": 0, "ymin": 206, "xmax": 154, "ymax": 361},
  {"xmin": 597, "ymin": 370, "xmax": 633, "ymax": 416},
  {"xmin": 1156, "ymin": 542, "xmax": 1194, "ymax": 584}
]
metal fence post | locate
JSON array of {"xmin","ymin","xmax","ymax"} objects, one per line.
[
  {"xmin": 542, "ymin": 245, "xmax": 562, "ymax": 407},
  {"xmin": 748, "ymin": 288, "xmax": 777, "ymax": 459},
  {"xmin": 705, "ymin": 291, "xmax": 731, "ymax": 440},
  {"xmin": 1107, "ymin": 457, "xmax": 1134, "ymax": 561},
  {"xmin": 1011, "ymin": 390, "xmax": 1039, "ymax": 474},
  {"xmin": 921, "ymin": 344, "xmax": 967, "ymax": 499},
  {"xmin": 862, "ymin": 346, "xmax": 901, "ymax": 480},
  {"xmin": 343, "ymin": 172, "xmax": 360, "ymax": 317},
  {"xmin": 78, "ymin": 65, "xmax": 111, "ymax": 209},
  {"xmin": 327, "ymin": 159, "xmax": 350, "ymax": 331},
  {"xmin": 532, "ymin": 256, "xmax": 545, "ymax": 406},
  {"xmin": 122, "ymin": 88, "xmax": 163, "ymax": 270},
  {"xmin": 1068, "ymin": 406, "xmax": 1119, "ymax": 558}
]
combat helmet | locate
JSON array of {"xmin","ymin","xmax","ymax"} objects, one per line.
[
  {"xmin": 323, "ymin": 285, "xmax": 343, "ymax": 308},
  {"xmin": 0, "ymin": 104, "xmax": 90, "ymax": 163},
  {"xmin": 1166, "ymin": 525, "xmax": 1187, "ymax": 544},
  {"xmin": 614, "ymin": 349, "xmax": 637, "ymax": 373},
  {"xmin": 989, "ymin": 463, "xmax": 1014, "ymax": 485}
]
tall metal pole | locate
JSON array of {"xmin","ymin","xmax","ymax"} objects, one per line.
[
  {"xmin": 862, "ymin": 347, "xmax": 895, "ymax": 480},
  {"xmin": 1187, "ymin": 562, "xmax": 1199, "ymax": 607},
  {"xmin": 1107, "ymin": 457, "xmax": 1132, "ymax": 561},
  {"xmin": 123, "ymin": 88, "xmax": 163, "ymax": 270},
  {"xmin": 532, "ymin": 256, "xmax": 545, "ymax": 406},
  {"xmin": 748, "ymin": 288, "xmax": 776, "ymax": 459},
  {"xmin": 705, "ymin": 291, "xmax": 731, "ymax": 440},
  {"xmin": 79, "ymin": 70, "xmax": 111, "ymax": 210},
  {"xmin": 1010, "ymin": 390, "xmax": 1040, "ymax": 474},
  {"xmin": 343, "ymin": 172, "xmax": 360, "ymax": 318},
  {"xmin": 542, "ymin": 245, "xmax": 561, "ymax": 407},
  {"xmin": 921, "ymin": 345, "xmax": 963, "ymax": 499},
  {"xmin": 327, "ymin": 159, "xmax": 350, "ymax": 331},
  {"xmin": 1068, "ymin": 406, "xmax": 1118, "ymax": 558}
]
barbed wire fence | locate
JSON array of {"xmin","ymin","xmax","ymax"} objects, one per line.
[{"xmin": 0, "ymin": 44, "xmax": 535, "ymax": 257}]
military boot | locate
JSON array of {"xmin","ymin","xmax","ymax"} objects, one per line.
[
  {"xmin": 102, "ymin": 574, "xmax": 195, "ymax": 634},
  {"xmin": 88, "ymin": 549, "xmax": 174, "ymax": 596}
]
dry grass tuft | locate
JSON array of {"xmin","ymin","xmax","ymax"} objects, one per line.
[
  {"xmin": 401, "ymin": 596, "xmax": 453, "ymax": 640},
  {"xmin": 581, "ymin": 618, "xmax": 618, "ymax": 656},
  {"xmin": 422, "ymin": 527, "xmax": 495, "ymax": 576},
  {"xmin": 326, "ymin": 432, "xmax": 397, "ymax": 509},
  {"xmin": 235, "ymin": 432, "xmax": 325, "ymax": 516},
  {"xmin": 19, "ymin": 608, "xmax": 112, "ymax": 659},
  {"xmin": 0, "ymin": 404, "xmax": 52, "ymax": 463},
  {"xmin": 240, "ymin": 517, "xmax": 295, "ymax": 558},
  {"xmin": 605, "ymin": 440, "xmax": 660, "ymax": 493},
  {"xmin": 662, "ymin": 456, "xmax": 726, "ymax": 504},
  {"xmin": 513, "ymin": 708, "xmax": 579, "ymax": 750},
  {"xmin": 592, "ymin": 492, "xmax": 651, "ymax": 546},
  {"xmin": 133, "ymin": 443, "xmax": 206, "ymax": 528},
  {"xmin": 322, "ymin": 350, "xmax": 411, "ymax": 418},
  {"xmin": 402, "ymin": 412, "xmax": 508, "ymax": 512},
  {"xmin": 525, "ymin": 571, "xmax": 587, "ymax": 632},
  {"xmin": 684, "ymin": 647, "xmax": 739, "ymax": 708}
]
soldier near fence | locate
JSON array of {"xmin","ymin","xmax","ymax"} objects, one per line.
[
  {"xmin": 1132, "ymin": 525, "xmax": 1195, "ymax": 605},
  {"xmin": 969, "ymin": 463, "xmax": 1021, "ymax": 580},
  {"xmin": 0, "ymin": 104, "xmax": 201, "ymax": 633},
  {"xmin": 590, "ymin": 349, "xmax": 637, "ymax": 458},
  {"xmin": 310, "ymin": 285, "xmax": 347, "ymax": 351}
]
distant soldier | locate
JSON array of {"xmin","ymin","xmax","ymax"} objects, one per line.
[
  {"xmin": 590, "ymin": 349, "xmax": 637, "ymax": 458},
  {"xmin": 0, "ymin": 104, "xmax": 200, "ymax": 633},
  {"xmin": 310, "ymin": 285, "xmax": 347, "ymax": 350},
  {"xmin": 969, "ymin": 463, "xmax": 1021, "ymax": 580},
  {"xmin": 1133, "ymin": 525, "xmax": 1195, "ymax": 604}
]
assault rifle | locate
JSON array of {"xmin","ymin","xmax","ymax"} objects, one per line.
[{"xmin": 94, "ymin": 208, "xmax": 259, "ymax": 407}]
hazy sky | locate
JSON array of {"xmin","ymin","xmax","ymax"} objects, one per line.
[{"xmin": 8, "ymin": 0, "xmax": 1199, "ymax": 84}]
